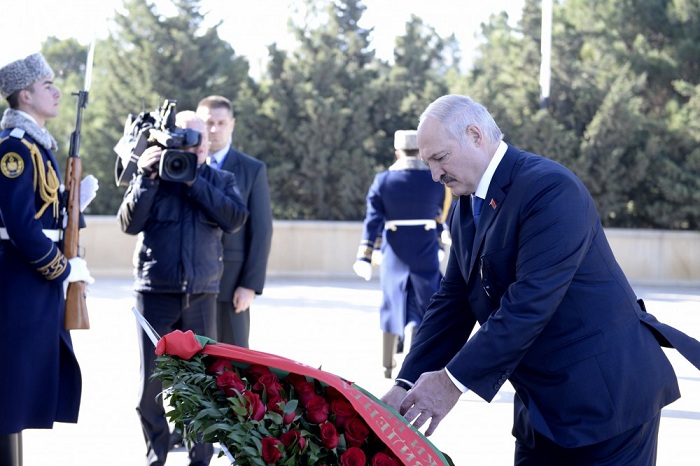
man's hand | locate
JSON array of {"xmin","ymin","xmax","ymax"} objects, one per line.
[
  {"xmin": 380, "ymin": 384, "xmax": 408, "ymax": 412},
  {"xmin": 398, "ymin": 369, "xmax": 462, "ymax": 436},
  {"xmin": 79, "ymin": 174, "xmax": 99, "ymax": 212},
  {"xmin": 233, "ymin": 286, "xmax": 255, "ymax": 313},
  {"xmin": 353, "ymin": 259, "xmax": 372, "ymax": 281},
  {"xmin": 137, "ymin": 146, "xmax": 162, "ymax": 179},
  {"xmin": 66, "ymin": 257, "xmax": 95, "ymax": 284}
]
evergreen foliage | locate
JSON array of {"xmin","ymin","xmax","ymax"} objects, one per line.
[{"xmin": 26, "ymin": 0, "xmax": 700, "ymax": 229}]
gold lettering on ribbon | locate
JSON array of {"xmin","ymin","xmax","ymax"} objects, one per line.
[{"xmin": 336, "ymin": 383, "xmax": 443, "ymax": 465}]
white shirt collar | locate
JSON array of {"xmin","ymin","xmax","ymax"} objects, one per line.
[
  {"xmin": 474, "ymin": 140, "xmax": 508, "ymax": 200},
  {"xmin": 210, "ymin": 143, "xmax": 231, "ymax": 166}
]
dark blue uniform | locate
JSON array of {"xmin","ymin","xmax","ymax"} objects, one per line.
[
  {"xmin": 359, "ymin": 157, "xmax": 449, "ymax": 339},
  {"xmin": 0, "ymin": 127, "xmax": 81, "ymax": 433}
]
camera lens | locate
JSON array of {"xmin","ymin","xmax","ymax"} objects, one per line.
[
  {"xmin": 169, "ymin": 158, "xmax": 185, "ymax": 171},
  {"xmin": 159, "ymin": 149, "xmax": 198, "ymax": 183},
  {"xmin": 163, "ymin": 154, "xmax": 186, "ymax": 174}
]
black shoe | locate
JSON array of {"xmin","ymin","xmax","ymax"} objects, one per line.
[{"xmin": 168, "ymin": 430, "xmax": 184, "ymax": 450}]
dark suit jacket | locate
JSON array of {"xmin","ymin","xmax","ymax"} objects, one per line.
[
  {"xmin": 217, "ymin": 146, "xmax": 272, "ymax": 301},
  {"xmin": 398, "ymin": 144, "xmax": 685, "ymax": 448}
]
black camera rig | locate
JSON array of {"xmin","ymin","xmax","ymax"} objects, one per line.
[{"xmin": 114, "ymin": 99, "xmax": 201, "ymax": 186}]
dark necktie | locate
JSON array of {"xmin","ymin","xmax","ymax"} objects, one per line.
[{"xmin": 472, "ymin": 195, "xmax": 484, "ymax": 226}]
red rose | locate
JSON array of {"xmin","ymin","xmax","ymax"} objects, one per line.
[
  {"xmin": 246, "ymin": 364, "xmax": 272, "ymax": 383},
  {"xmin": 372, "ymin": 451, "xmax": 401, "ymax": 466},
  {"xmin": 207, "ymin": 358, "xmax": 233, "ymax": 375},
  {"xmin": 261, "ymin": 437, "xmax": 283, "ymax": 464},
  {"xmin": 344, "ymin": 417, "xmax": 370, "ymax": 447},
  {"xmin": 296, "ymin": 381, "xmax": 317, "ymax": 407},
  {"xmin": 267, "ymin": 395, "xmax": 283, "ymax": 413},
  {"xmin": 267, "ymin": 396, "xmax": 296, "ymax": 424},
  {"xmin": 340, "ymin": 446, "xmax": 366, "ymax": 466},
  {"xmin": 254, "ymin": 372, "xmax": 284, "ymax": 398},
  {"xmin": 330, "ymin": 398, "xmax": 356, "ymax": 430},
  {"xmin": 280, "ymin": 429, "xmax": 306, "ymax": 451},
  {"xmin": 305, "ymin": 394, "xmax": 329, "ymax": 424},
  {"xmin": 243, "ymin": 392, "xmax": 266, "ymax": 421},
  {"xmin": 217, "ymin": 371, "xmax": 245, "ymax": 397},
  {"xmin": 324, "ymin": 386, "xmax": 345, "ymax": 401},
  {"xmin": 284, "ymin": 411, "xmax": 296, "ymax": 424},
  {"xmin": 284, "ymin": 372, "xmax": 307, "ymax": 391},
  {"xmin": 320, "ymin": 421, "xmax": 339, "ymax": 449}
]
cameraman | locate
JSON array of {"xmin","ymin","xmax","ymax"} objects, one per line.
[{"xmin": 118, "ymin": 111, "xmax": 248, "ymax": 466}]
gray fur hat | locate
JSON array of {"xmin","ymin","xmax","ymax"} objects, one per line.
[
  {"xmin": 394, "ymin": 130, "xmax": 418, "ymax": 151},
  {"xmin": 0, "ymin": 53, "xmax": 54, "ymax": 99}
]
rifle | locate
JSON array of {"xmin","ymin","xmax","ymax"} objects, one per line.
[{"xmin": 63, "ymin": 41, "xmax": 95, "ymax": 330}]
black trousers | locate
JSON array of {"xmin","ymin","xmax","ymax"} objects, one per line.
[
  {"xmin": 216, "ymin": 301, "xmax": 250, "ymax": 348},
  {"xmin": 515, "ymin": 412, "xmax": 661, "ymax": 466},
  {"xmin": 136, "ymin": 292, "xmax": 216, "ymax": 466}
]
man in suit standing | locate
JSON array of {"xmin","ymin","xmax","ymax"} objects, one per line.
[
  {"xmin": 353, "ymin": 130, "xmax": 450, "ymax": 379},
  {"xmin": 381, "ymin": 95, "xmax": 700, "ymax": 465},
  {"xmin": 196, "ymin": 96, "xmax": 272, "ymax": 349}
]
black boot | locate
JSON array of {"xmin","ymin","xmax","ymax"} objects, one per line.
[
  {"xmin": 0, "ymin": 432, "xmax": 23, "ymax": 466},
  {"xmin": 168, "ymin": 428, "xmax": 184, "ymax": 450}
]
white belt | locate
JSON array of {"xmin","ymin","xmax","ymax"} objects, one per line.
[
  {"xmin": 384, "ymin": 219, "xmax": 437, "ymax": 231},
  {"xmin": 0, "ymin": 227, "xmax": 62, "ymax": 242}
]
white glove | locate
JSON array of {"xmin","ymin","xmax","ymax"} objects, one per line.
[
  {"xmin": 80, "ymin": 174, "xmax": 99, "ymax": 212},
  {"xmin": 353, "ymin": 260, "xmax": 372, "ymax": 281},
  {"xmin": 371, "ymin": 249, "xmax": 383, "ymax": 266},
  {"xmin": 66, "ymin": 257, "xmax": 95, "ymax": 284},
  {"xmin": 438, "ymin": 248, "xmax": 446, "ymax": 263},
  {"xmin": 441, "ymin": 229, "xmax": 452, "ymax": 247}
]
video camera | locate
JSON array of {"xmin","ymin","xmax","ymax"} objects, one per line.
[{"xmin": 114, "ymin": 99, "xmax": 201, "ymax": 186}]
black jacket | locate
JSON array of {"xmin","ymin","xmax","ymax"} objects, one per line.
[{"xmin": 118, "ymin": 164, "xmax": 248, "ymax": 294}]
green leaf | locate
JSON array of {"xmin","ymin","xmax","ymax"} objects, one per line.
[{"xmin": 283, "ymin": 399, "xmax": 298, "ymax": 414}]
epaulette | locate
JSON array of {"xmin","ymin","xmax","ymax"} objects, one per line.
[{"xmin": 9, "ymin": 128, "xmax": 26, "ymax": 139}]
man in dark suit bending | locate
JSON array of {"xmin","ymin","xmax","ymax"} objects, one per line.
[
  {"xmin": 196, "ymin": 95, "xmax": 272, "ymax": 349},
  {"xmin": 381, "ymin": 94, "xmax": 700, "ymax": 465}
]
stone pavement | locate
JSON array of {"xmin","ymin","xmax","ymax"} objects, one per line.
[{"xmin": 21, "ymin": 277, "xmax": 700, "ymax": 465}]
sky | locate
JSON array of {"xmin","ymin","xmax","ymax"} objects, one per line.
[{"xmin": 2, "ymin": 0, "xmax": 524, "ymax": 77}]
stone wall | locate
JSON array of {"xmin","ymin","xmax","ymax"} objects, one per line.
[{"xmin": 83, "ymin": 216, "xmax": 700, "ymax": 285}]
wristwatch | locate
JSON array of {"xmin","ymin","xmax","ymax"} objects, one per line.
[{"xmin": 394, "ymin": 379, "xmax": 412, "ymax": 391}]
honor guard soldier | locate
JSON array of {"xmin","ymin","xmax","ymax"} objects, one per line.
[
  {"xmin": 0, "ymin": 52, "xmax": 94, "ymax": 465},
  {"xmin": 354, "ymin": 130, "xmax": 451, "ymax": 378}
]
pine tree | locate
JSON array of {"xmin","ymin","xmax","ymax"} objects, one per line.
[
  {"xmin": 58, "ymin": 0, "xmax": 251, "ymax": 214},
  {"xmin": 251, "ymin": 0, "xmax": 381, "ymax": 220},
  {"xmin": 458, "ymin": 0, "xmax": 700, "ymax": 229},
  {"xmin": 373, "ymin": 15, "xmax": 452, "ymax": 168}
]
